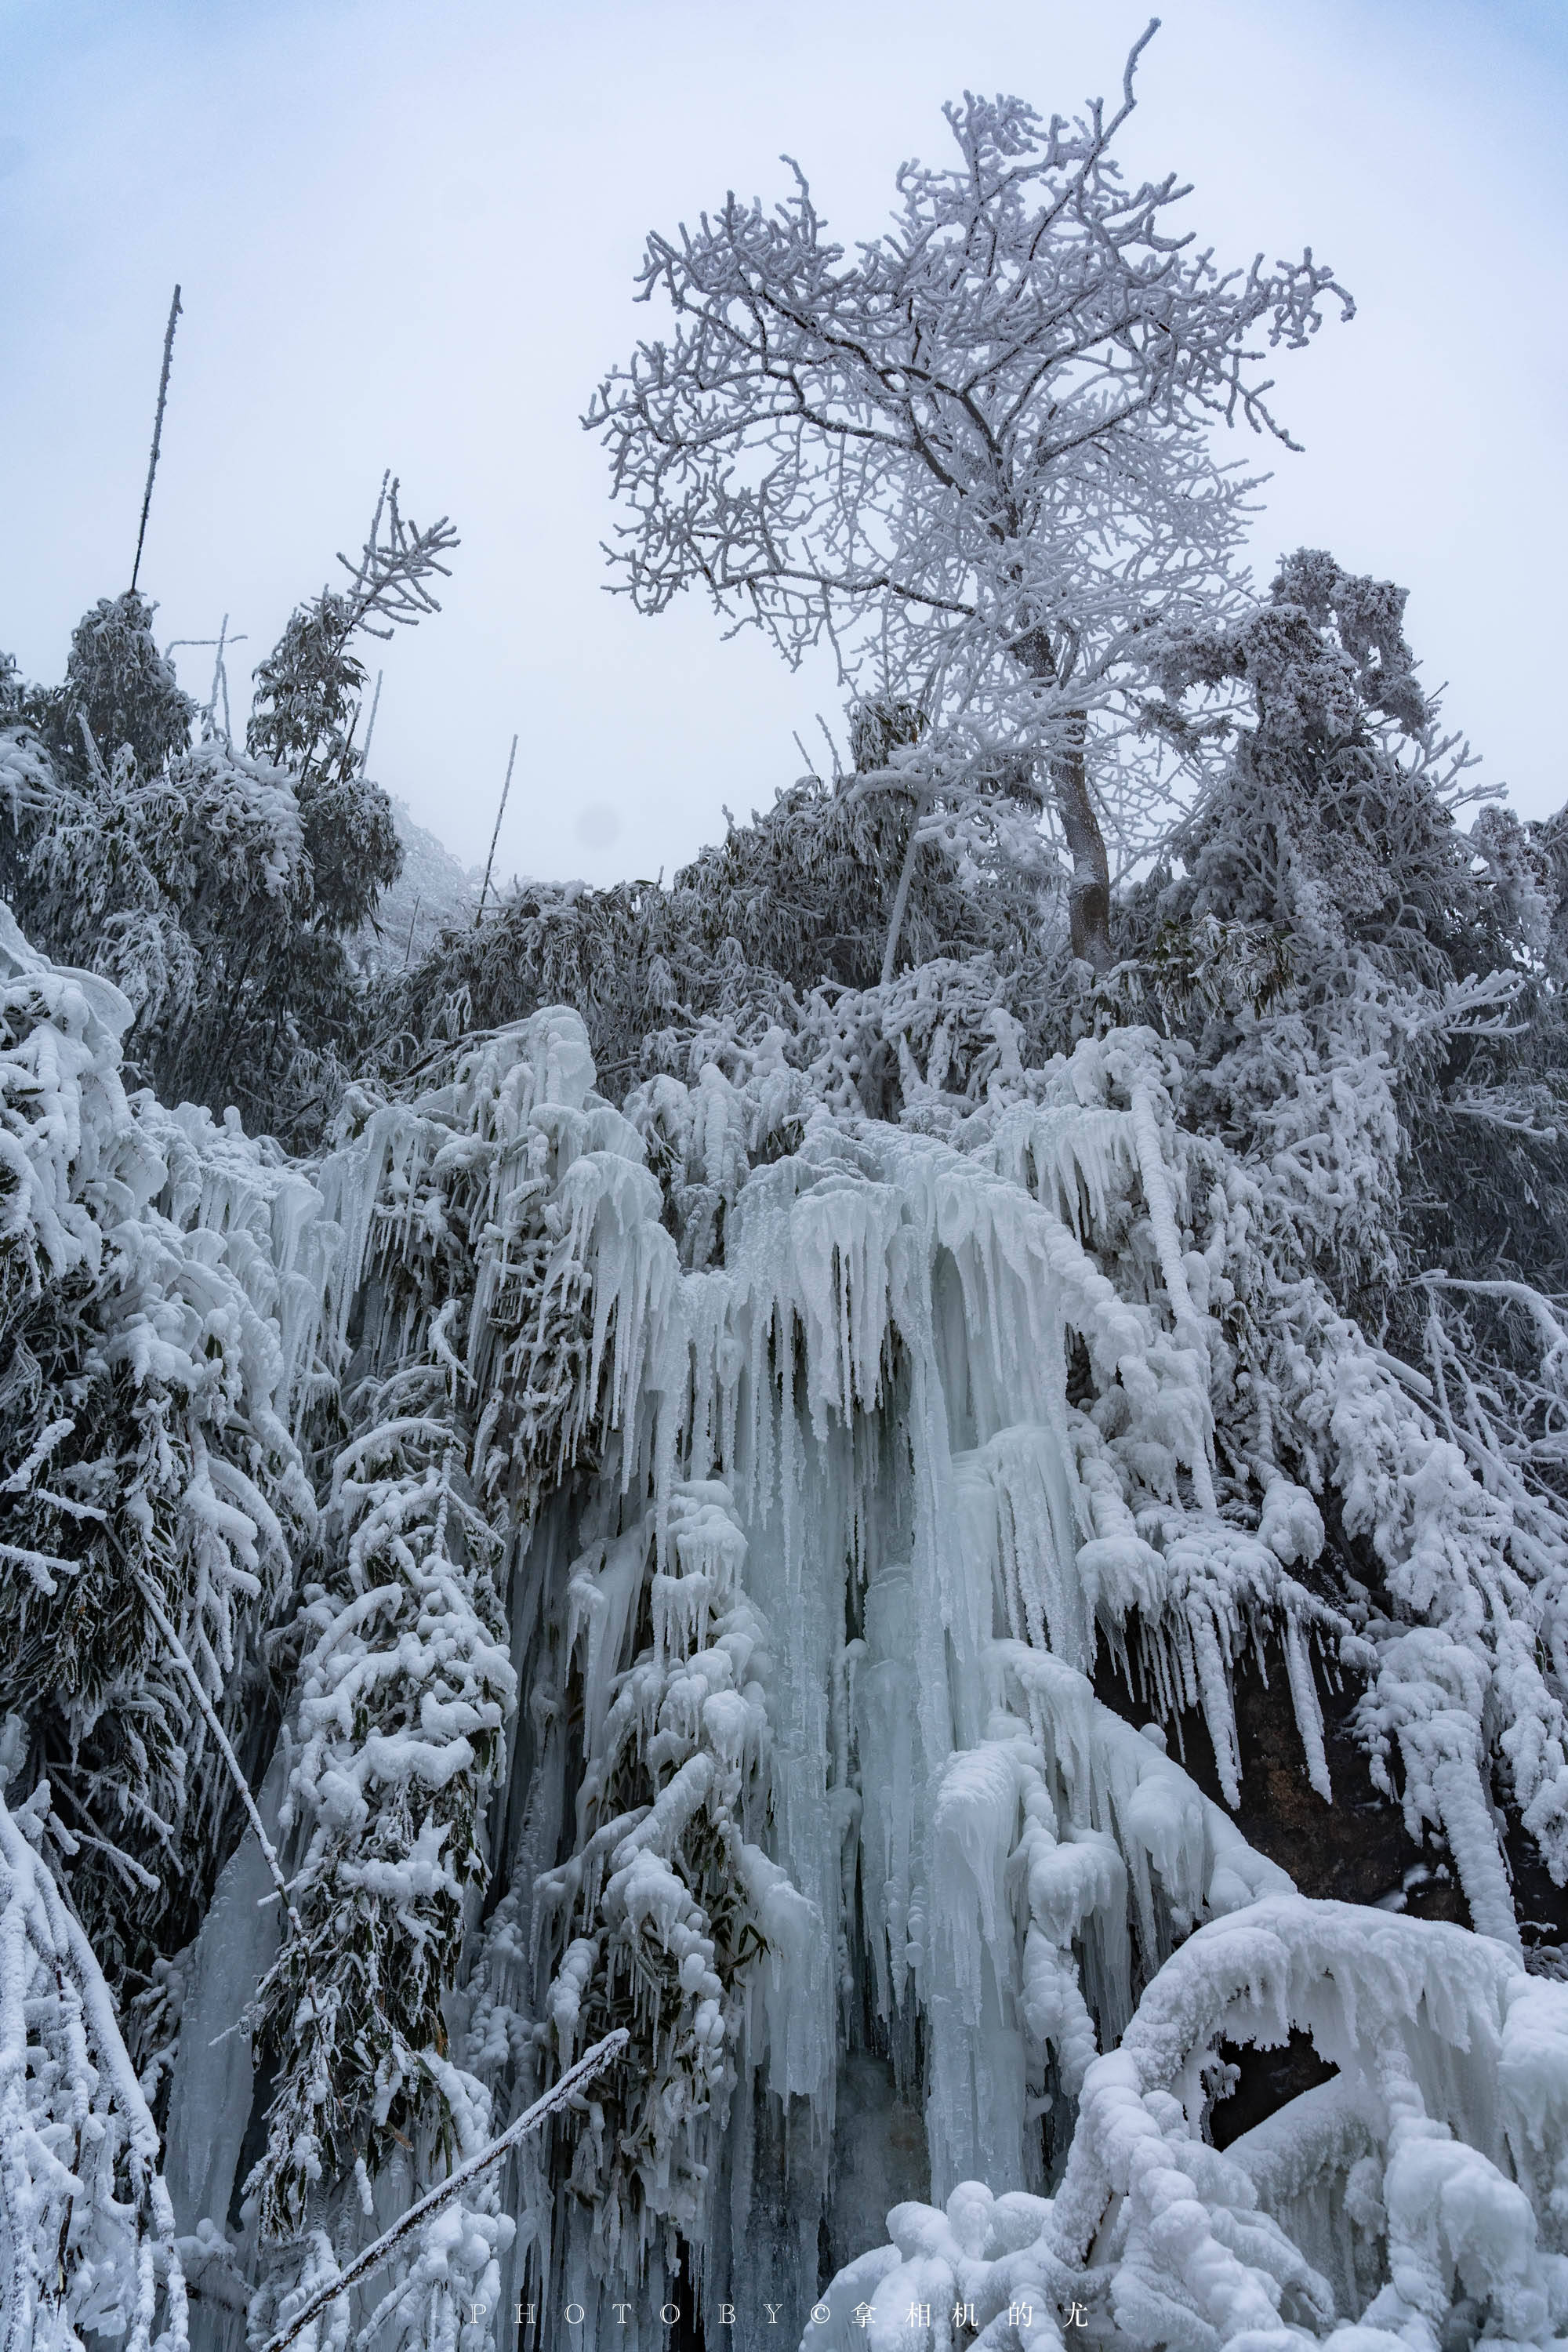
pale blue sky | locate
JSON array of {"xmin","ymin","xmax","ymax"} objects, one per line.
[{"xmin": 2, "ymin": 0, "xmax": 1564, "ymax": 883}]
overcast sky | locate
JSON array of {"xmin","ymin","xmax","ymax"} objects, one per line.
[{"xmin": 3, "ymin": 0, "xmax": 1565, "ymax": 888}]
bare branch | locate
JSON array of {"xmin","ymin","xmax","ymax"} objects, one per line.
[
  {"xmin": 135, "ymin": 1572, "xmax": 303, "ymax": 1943},
  {"xmin": 335, "ymin": 476, "xmax": 459, "ymax": 643},
  {"xmin": 258, "ymin": 2030, "xmax": 630, "ymax": 2352}
]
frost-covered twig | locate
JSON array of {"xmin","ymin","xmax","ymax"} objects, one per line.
[
  {"xmin": 334, "ymin": 474, "xmax": 457, "ymax": 642},
  {"xmin": 257, "ymin": 2031, "xmax": 628, "ymax": 2352},
  {"xmin": 133, "ymin": 1573, "xmax": 303, "ymax": 1943},
  {"xmin": 1417, "ymin": 1272, "xmax": 1568, "ymax": 1365}
]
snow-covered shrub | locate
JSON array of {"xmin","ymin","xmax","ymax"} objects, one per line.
[
  {"xmin": 0, "ymin": 903, "xmax": 336, "ymax": 2337},
  {"xmin": 0, "ymin": 902, "xmax": 318, "ymax": 1985},
  {"xmin": 385, "ymin": 766, "xmax": 1040, "ymax": 1102},
  {"xmin": 530, "ymin": 1481, "xmax": 811, "ymax": 2325},
  {"xmin": 0, "ymin": 484, "xmax": 466, "ymax": 1144},
  {"xmin": 1135, "ymin": 549, "xmax": 1525, "ymax": 1303},
  {"xmin": 245, "ymin": 1410, "xmax": 515, "ymax": 2245},
  {"xmin": 815, "ymin": 1894, "xmax": 1568, "ymax": 2351},
  {"xmin": 24, "ymin": 590, "xmax": 197, "ymax": 779},
  {"xmin": 1, "ymin": 681, "xmax": 352, "ymax": 1148},
  {"xmin": 243, "ymin": 1014, "xmax": 640, "ymax": 2332},
  {"xmin": 0, "ymin": 1776, "xmax": 190, "ymax": 2350}
]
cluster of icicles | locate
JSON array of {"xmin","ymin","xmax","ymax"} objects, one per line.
[
  {"xmin": 303, "ymin": 1004, "xmax": 1568, "ymax": 2349},
  {"xmin": 10, "ymin": 946, "xmax": 1568, "ymax": 2352}
]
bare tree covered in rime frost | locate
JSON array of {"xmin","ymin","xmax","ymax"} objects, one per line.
[{"xmin": 589, "ymin": 25, "xmax": 1351, "ymax": 969}]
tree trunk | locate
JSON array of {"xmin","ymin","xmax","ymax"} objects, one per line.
[
  {"xmin": 880, "ymin": 791, "xmax": 929, "ymax": 987},
  {"xmin": 1015, "ymin": 633, "xmax": 1112, "ymax": 972},
  {"xmin": 1051, "ymin": 716, "xmax": 1112, "ymax": 972}
]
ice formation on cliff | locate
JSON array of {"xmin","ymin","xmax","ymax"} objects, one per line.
[{"xmin": 10, "ymin": 931, "xmax": 1568, "ymax": 2351}]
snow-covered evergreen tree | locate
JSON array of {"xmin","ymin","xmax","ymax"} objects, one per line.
[{"xmin": 0, "ymin": 481, "xmax": 456, "ymax": 1147}]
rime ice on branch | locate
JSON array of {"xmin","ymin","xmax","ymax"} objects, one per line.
[{"xmin": 589, "ymin": 27, "xmax": 1351, "ymax": 967}]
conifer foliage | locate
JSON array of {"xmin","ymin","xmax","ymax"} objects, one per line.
[{"xmin": 0, "ymin": 481, "xmax": 455, "ymax": 1148}]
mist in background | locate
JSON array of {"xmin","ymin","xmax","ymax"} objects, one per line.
[{"xmin": 2, "ymin": 0, "xmax": 1563, "ymax": 887}]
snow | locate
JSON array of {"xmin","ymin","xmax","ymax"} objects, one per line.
[
  {"xmin": 238, "ymin": 994, "xmax": 1568, "ymax": 2343},
  {"xmin": 819, "ymin": 1897, "xmax": 1568, "ymax": 2352},
  {"xmin": 10, "ymin": 869, "xmax": 1568, "ymax": 2348},
  {"xmin": 0, "ymin": 1778, "xmax": 189, "ymax": 2350}
]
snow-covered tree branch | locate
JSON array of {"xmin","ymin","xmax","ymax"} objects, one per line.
[{"xmin": 589, "ymin": 29, "xmax": 1350, "ymax": 966}]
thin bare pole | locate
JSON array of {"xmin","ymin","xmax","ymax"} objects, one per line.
[
  {"xmin": 361, "ymin": 669, "xmax": 384, "ymax": 768},
  {"xmin": 135, "ymin": 1573, "xmax": 303, "ymax": 1942},
  {"xmin": 880, "ymin": 792, "xmax": 927, "ymax": 988},
  {"xmin": 476, "ymin": 732, "xmax": 518, "ymax": 924},
  {"xmin": 208, "ymin": 616, "xmax": 228, "ymax": 729},
  {"xmin": 130, "ymin": 285, "xmax": 183, "ymax": 595},
  {"xmin": 204, "ymin": 615, "xmax": 230, "ymax": 740}
]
